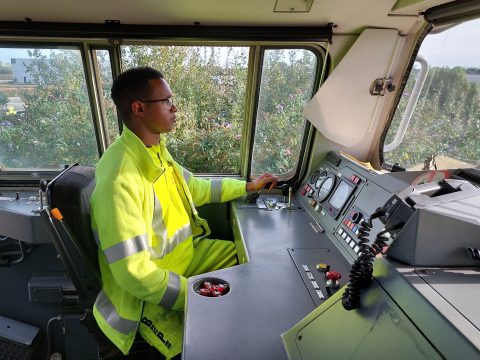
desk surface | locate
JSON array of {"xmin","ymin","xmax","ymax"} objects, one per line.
[{"xmin": 183, "ymin": 196, "xmax": 351, "ymax": 360}]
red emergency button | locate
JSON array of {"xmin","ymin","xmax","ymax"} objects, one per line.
[{"xmin": 326, "ymin": 271, "xmax": 342, "ymax": 281}]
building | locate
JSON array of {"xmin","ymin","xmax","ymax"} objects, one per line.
[{"xmin": 11, "ymin": 58, "xmax": 34, "ymax": 84}]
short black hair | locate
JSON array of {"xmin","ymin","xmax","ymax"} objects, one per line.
[{"xmin": 111, "ymin": 66, "xmax": 164, "ymax": 123}]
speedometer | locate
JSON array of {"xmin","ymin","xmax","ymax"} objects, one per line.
[
  {"xmin": 317, "ymin": 174, "xmax": 335, "ymax": 202},
  {"xmin": 315, "ymin": 170, "xmax": 328, "ymax": 188}
]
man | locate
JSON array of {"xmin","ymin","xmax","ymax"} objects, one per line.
[{"xmin": 90, "ymin": 66, "xmax": 277, "ymax": 359}]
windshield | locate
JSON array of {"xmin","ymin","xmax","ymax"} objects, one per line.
[{"xmin": 383, "ymin": 18, "xmax": 480, "ymax": 170}]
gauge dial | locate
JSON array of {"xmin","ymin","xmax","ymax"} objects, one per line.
[
  {"xmin": 310, "ymin": 170, "xmax": 320, "ymax": 185},
  {"xmin": 317, "ymin": 174, "xmax": 335, "ymax": 202},
  {"xmin": 315, "ymin": 170, "xmax": 328, "ymax": 188}
]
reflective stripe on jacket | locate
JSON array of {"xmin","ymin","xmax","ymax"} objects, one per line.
[{"xmin": 90, "ymin": 127, "xmax": 246, "ymax": 354}]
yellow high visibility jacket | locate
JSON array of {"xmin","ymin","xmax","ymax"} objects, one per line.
[{"xmin": 90, "ymin": 127, "xmax": 246, "ymax": 354}]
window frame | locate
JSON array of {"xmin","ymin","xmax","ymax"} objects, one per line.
[
  {"xmin": 0, "ymin": 40, "xmax": 105, "ymax": 183},
  {"xmin": 0, "ymin": 29, "xmax": 327, "ymax": 185}
]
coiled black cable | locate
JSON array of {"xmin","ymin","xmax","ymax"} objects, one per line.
[
  {"xmin": 342, "ymin": 209, "xmax": 405, "ymax": 311},
  {"xmin": 342, "ymin": 209, "xmax": 382, "ymax": 310}
]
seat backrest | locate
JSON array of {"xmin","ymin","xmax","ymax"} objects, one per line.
[
  {"xmin": 43, "ymin": 164, "xmax": 100, "ymax": 308},
  {"xmin": 43, "ymin": 165, "xmax": 155, "ymax": 356}
]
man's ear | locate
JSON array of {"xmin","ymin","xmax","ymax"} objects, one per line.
[{"xmin": 131, "ymin": 100, "xmax": 144, "ymax": 117}]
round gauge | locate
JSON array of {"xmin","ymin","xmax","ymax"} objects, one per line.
[
  {"xmin": 315, "ymin": 170, "xmax": 328, "ymax": 188},
  {"xmin": 317, "ymin": 174, "xmax": 335, "ymax": 202},
  {"xmin": 309, "ymin": 170, "xmax": 320, "ymax": 185}
]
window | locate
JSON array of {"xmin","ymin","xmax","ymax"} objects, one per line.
[
  {"xmin": 0, "ymin": 41, "xmax": 321, "ymax": 178},
  {"xmin": 93, "ymin": 49, "xmax": 117, "ymax": 144},
  {"xmin": 119, "ymin": 45, "xmax": 319, "ymax": 177},
  {"xmin": 0, "ymin": 46, "xmax": 97, "ymax": 170},
  {"xmin": 121, "ymin": 45, "xmax": 249, "ymax": 174},
  {"xmin": 383, "ymin": 19, "xmax": 480, "ymax": 170},
  {"xmin": 251, "ymin": 48, "xmax": 317, "ymax": 177}
]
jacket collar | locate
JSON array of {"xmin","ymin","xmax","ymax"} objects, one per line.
[{"xmin": 121, "ymin": 127, "xmax": 164, "ymax": 182}]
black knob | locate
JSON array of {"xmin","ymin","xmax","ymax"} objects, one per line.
[
  {"xmin": 40, "ymin": 179, "xmax": 48, "ymax": 192},
  {"xmin": 281, "ymin": 184, "xmax": 289, "ymax": 196},
  {"xmin": 351, "ymin": 212, "xmax": 363, "ymax": 224}
]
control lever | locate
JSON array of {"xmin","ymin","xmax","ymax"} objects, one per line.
[
  {"xmin": 281, "ymin": 184, "xmax": 293, "ymax": 208},
  {"xmin": 39, "ymin": 179, "xmax": 48, "ymax": 210}
]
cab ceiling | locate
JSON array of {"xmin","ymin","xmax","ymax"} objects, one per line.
[{"xmin": 1, "ymin": 0, "xmax": 453, "ymax": 35}]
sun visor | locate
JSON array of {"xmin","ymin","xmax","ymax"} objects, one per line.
[{"xmin": 304, "ymin": 28, "xmax": 400, "ymax": 147}]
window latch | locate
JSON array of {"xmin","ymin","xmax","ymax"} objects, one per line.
[{"xmin": 369, "ymin": 78, "xmax": 396, "ymax": 96}]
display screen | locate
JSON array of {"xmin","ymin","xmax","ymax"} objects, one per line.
[{"xmin": 328, "ymin": 180, "xmax": 354, "ymax": 211}]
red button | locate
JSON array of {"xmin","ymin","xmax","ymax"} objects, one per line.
[{"xmin": 326, "ymin": 271, "xmax": 342, "ymax": 281}]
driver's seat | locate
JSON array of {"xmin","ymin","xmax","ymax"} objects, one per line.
[{"xmin": 40, "ymin": 164, "xmax": 153, "ymax": 359}]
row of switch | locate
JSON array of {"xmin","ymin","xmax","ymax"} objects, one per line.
[
  {"xmin": 302, "ymin": 264, "xmax": 325, "ymax": 300},
  {"xmin": 349, "ymin": 174, "xmax": 362, "ymax": 185},
  {"xmin": 301, "ymin": 184, "xmax": 315, "ymax": 197},
  {"xmin": 337, "ymin": 228, "xmax": 361, "ymax": 254},
  {"xmin": 343, "ymin": 219, "xmax": 360, "ymax": 234}
]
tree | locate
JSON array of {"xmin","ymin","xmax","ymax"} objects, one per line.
[
  {"xmin": 251, "ymin": 49, "xmax": 317, "ymax": 175},
  {"xmin": 0, "ymin": 49, "xmax": 97, "ymax": 168},
  {"xmin": 384, "ymin": 66, "xmax": 480, "ymax": 168}
]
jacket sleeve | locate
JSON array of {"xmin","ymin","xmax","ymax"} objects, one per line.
[
  {"xmin": 91, "ymin": 177, "xmax": 186, "ymax": 311},
  {"xmin": 179, "ymin": 165, "xmax": 247, "ymax": 207}
]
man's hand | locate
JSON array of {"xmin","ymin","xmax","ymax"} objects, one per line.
[{"xmin": 246, "ymin": 173, "xmax": 279, "ymax": 192}]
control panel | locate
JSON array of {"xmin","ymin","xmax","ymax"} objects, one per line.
[
  {"xmin": 297, "ymin": 153, "xmax": 409, "ymax": 260},
  {"xmin": 0, "ymin": 190, "xmax": 52, "ymax": 244},
  {"xmin": 288, "ymin": 248, "xmax": 350, "ymax": 306}
]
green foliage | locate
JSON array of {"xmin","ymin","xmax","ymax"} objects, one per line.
[
  {"xmin": 384, "ymin": 66, "xmax": 480, "ymax": 168},
  {"xmin": 122, "ymin": 46, "xmax": 247, "ymax": 173},
  {"xmin": 0, "ymin": 49, "xmax": 97, "ymax": 168},
  {"xmin": 0, "ymin": 45, "xmax": 317, "ymax": 174},
  {"xmin": 0, "ymin": 93, "xmax": 7, "ymax": 107},
  {"xmin": 251, "ymin": 49, "xmax": 317, "ymax": 175},
  {"xmin": 95, "ymin": 50, "xmax": 118, "ymax": 144},
  {"xmin": 122, "ymin": 46, "xmax": 317, "ymax": 175},
  {"xmin": 3, "ymin": 44, "xmax": 476, "ymax": 176}
]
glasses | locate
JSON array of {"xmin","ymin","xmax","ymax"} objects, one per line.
[{"xmin": 138, "ymin": 97, "xmax": 174, "ymax": 108}]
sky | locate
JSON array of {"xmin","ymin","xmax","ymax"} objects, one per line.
[
  {"xmin": 0, "ymin": 48, "xmax": 30, "ymax": 64},
  {"xmin": 419, "ymin": 18, "xmax": 480, "ymax": 68},
  {"xmin": 0, "ymin": 19, "xmax": 479, "ymax": 68}
]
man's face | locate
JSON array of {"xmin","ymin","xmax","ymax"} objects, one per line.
[{"xmin": 140, "ymin": 78, "xmax": 178, "ymax": 134}]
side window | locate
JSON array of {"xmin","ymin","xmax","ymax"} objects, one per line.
[
  {"xmin": 93, "ymin": 49, "xmax": 117, "ymax": 144},
  {"xmin": 121, "ymin": 45, "xmax": 249, "ymax": 174},
  {"xmin": 0, "ymin": 46, "xmax": 97, "ymax": 169},
  {"xmin": 251, "ymin": 48, "xmax": 318, "ymax": 177},
  {"xmin": 383, "ymin": 19, "xmax": 480, "ymax": 170}
]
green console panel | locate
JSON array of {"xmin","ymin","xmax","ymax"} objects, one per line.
[{"xmin": 282, "ymin": 281, "xmax": 442, "ymax": 360}]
